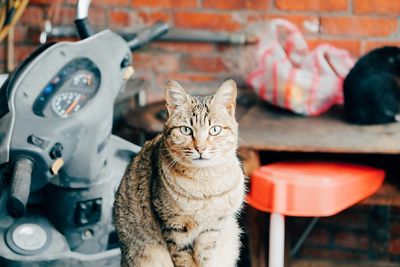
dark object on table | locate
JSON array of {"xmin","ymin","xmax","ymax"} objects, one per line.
[{"xmin": 343, "ymin": 46, "xmax": 400, "ymax": 125}]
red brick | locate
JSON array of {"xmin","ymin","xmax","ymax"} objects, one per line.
[
  {"xmin": 246, "ymin": 14, "xmax": 318, "ymax": 33},
  {"xmin": 0, "ymin": 62, "xmax": 5, "ymax": 73},
  {"xmin": 14, "ymin": 26, "xmax": 28, "ymax": 43},
  {"xmin": 389, "ymin": 238, "xmax": 400, "ymax": 254},
  {"xmin": 334, "ymin": 231, "xmax": 359, "ymax": 249},
  {"xmin": 133, "ymin": 52, "xmax": 179, "ymax": 73},
  {"xmin": 275, "ymin": 0, "xmax": 347, "ymax": 12},
  {"xmin": 65, "ymin": 0, "xmax": 129, "ymax": 4},
  {"xmin": 359, "ymin": 234, "xmax": 370, "ymax": 250},
  {"xmin": 97, "ymin": 0, "xmax": 130, "ymax": 4},
  {"xmin": 88, "ymin": 5, "xmax": 108, "ymax": 28},
  {"xmin": 363, "ymin": 41, "xmax": 400, "ymax": 54},
  {"xmin": 203, "ymin": 0, "xmax": 269, "ymax": 10},
  {"xmin": 150, "ymin": 42, "xmax": 216, "ymax": 54},
  {"xmin": 354, "ymin": 0, "xmax": 400, "ymax": 15},
  {"xmin": 48, "ymin": 37, "xmax": 79, "ymax": 43},
  {"xmin": 174, "ymin": 12, "xmax": 242, "ymax": 31},
  {"xmin": 137, "ymin": 11, "xmax": 171, "ymax": 25},
  {"xmin": 20, "ymin": 6, "xmax": 44, "ymax": 26},
  {"xmin": 183, "ymin": 55, "xmax": 226, "ymax": 72},
  {"xmin": 306, "ymin": 228, "xmax": 330, "ymax": 244},
  {"xmin": 109, "ymin": 10, "xmax": 131, "ymax": 27},
  {"xmin": 321, "ymin": 16, "xmax": 398, "ymax": 37},
  {"xmin": 132, "ymin": 0, "xmax": 197, "ymax": 8},
  {"xmin": 300, "ymin": 247, "xmax": 360, "ymax": 260},
  {"xmin": 307, "ymin": 38, "xmax": 361, "ymax": 57},
  {"xmin": 29, "ymin": 0, "xmax": 51, "ymax": 5},
  {"xmin": 15, "ymin": 45, "xmax": 36, "ymax": 62},
  {"xmin": 52, "ymin": 6, "xmax": 76, "ymax": 25},
  {"xmin": 0, "ymin": 44, "xmax": 5, "ymax": 60},
  {"xmin": 392, "ymin": 221, "xmax": 400, "ymax": 234},
  {"xmin": 162, "ymin": 73, "xmax": 218, "ymax": 82}
]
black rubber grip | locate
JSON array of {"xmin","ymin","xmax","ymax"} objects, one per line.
[
  {"xmin": 128, "ymin": 21, "xmax": 169, "ymax": 51},
  {"xmin": 74, "ymin": 18, "xmax": 94, "ymax": 39},
  {"xmin": 7, "ymin": 158, "xmax": 34, "ymax": 218}
]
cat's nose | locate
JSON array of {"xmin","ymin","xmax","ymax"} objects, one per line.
[{"xmin": 195, "ymin": 146, "xmax": 205, "ymax": 155}]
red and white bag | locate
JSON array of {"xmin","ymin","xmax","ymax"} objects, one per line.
[{"xmin": 247, "ymin": 19, "xmax": 354, "ymax": 116}]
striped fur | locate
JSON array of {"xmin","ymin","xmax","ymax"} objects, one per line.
[{"xmin": 114, "ymin": 80, "xmax": 245, "ymax": 267}]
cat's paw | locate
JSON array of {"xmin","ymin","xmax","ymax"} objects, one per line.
[
  {"xmin": 140, "ymin": 246, "xmax": 174, "ymax": 267},
  {"xmin": 193, "ymin": 240, "xmax": 217, "ymax": 267}
]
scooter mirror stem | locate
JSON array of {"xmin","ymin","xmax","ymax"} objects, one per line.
[
  {"xmin": 76, "ymin": 0, "xmax": 91, "ymax": 20},
  {"xmin": 75, "ymin": 0, "xmax": 94, "ymax": 39}
]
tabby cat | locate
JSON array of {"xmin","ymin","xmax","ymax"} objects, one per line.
[{"xmin": 114, "ymin": 79, "xmax": 245, "ymax": 267}]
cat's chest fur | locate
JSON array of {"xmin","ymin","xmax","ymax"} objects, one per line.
[
  {"xmin": 173, "ymin": 168, "xmax": 244, "ymax": 219},
  {"xmin": 153, "ymin": 156, "xmax": 244, "ymax": 228}
]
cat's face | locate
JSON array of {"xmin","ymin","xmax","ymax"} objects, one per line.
[{"xmin": 163, "ymin": 80, "xmax": 238, "ymax": 168}]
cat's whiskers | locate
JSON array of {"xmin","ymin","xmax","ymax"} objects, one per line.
[{"xmin": 166, "ymin": 153, "xmax": 187, "ymax": 171}]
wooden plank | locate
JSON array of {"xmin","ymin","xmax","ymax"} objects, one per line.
[{"xmin": 238, "ymin": 103, "xmax": 400, "ymax": 154}]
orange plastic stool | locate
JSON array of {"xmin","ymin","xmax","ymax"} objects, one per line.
[{"xmin": 246, "ymin": 161, "xmax": 385, "ymax": 267}]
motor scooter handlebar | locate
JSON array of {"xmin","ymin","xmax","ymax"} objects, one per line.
[
  {"xmin": 74, "ymin": 18, "xmax": 94, "ymax": 40},
  {"xmin": 6, "ymin": 158, "xmax": 33, "ymax": 218},
  {"xmin": 74, "ymin": 0, "xmax": 93, "ymax": 39},
  {"xmin": 127, "ymin": 22, "xmax": 170, "ymax": 52}
]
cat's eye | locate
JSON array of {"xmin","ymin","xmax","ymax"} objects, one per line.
[
  {"xmin": 209, "ymin": 125, "xmax": 222, "ymax": 136},
  {"xmin": 180, "ymin": 126, "xmax": 192, "ymax": 135}
]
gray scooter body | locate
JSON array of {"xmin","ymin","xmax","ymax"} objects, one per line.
[{"xmin": 0, "ymin": 30, "xmax": 140, "ymax": 266}]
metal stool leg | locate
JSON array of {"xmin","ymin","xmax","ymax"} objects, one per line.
[{"xmin": 269, "ymin": 212, "xmax": 285, "ymax": 267}]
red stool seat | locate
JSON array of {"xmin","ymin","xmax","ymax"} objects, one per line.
[{"xmin": 246, "ymin": 161, "xmax": 385, "ymax": 217}]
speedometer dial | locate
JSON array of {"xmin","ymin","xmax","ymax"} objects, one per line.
[
  {"xmin": 51, "ymin": 92, "xmax": 87, "ymax": 118},
  {"xmin": 33, "ymin": 57, "xmax": 101, "ymax": 118}
]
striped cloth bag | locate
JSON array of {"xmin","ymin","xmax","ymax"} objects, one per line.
[{"xmin": 247, "ymin": 19, "xmax": 354, "ymax": 116}]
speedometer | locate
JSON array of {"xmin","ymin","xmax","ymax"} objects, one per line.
[
  {"xmin": 32, "ymin": 57, "xmax": 101, "ymax": 118},
  {"xmin": 51, "ymin": 92, "xmax": 87, "ymax": 118}
]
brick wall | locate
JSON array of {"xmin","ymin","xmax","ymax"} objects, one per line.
[
  {"xmin": 289, "ymin": 205, "xmax": 397, "ymax": 262},
  {"xmin": 5, "ymin": 0, "xmax": 400, "ymax": 102}
]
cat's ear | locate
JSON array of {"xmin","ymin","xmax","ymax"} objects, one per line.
[
  {"xmin": 212, "ymin": 79, "xmax": 237, "ymax": 117},
  {"xmin": 165, "ymin": 80, "xmax": 190, "ymax": 115}
]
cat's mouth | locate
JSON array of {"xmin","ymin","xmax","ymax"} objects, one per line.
[{"xmin": 193, "ymin": 156, "xmax": 209, "ymax": 161}]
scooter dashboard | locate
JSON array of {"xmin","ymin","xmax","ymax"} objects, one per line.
[{"xmin": 32, "ymin": 57, "xmax": 101, "ymax": 118}]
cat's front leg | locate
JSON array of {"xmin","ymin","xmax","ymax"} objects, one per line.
[
  {"xmin": 161, "ymin": 217, "xmax": 199, "ymax": 267},
  {"xmin": 166, "ymin": 239, "xmax": 198, "ymax": 267},
  {"xmin": 194, "ymin": 218, "xmax": 241, "ymax": 267},
  {"xmin": 193, "ymin": 228, "xmax": 220, "ymax": 267}
]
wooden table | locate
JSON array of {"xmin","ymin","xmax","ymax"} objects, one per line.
[{"xmin": 238, "ymin": 102, "xmax": 400, "ymax": 154}]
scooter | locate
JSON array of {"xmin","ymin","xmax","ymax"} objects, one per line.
[{"xmin": 0, "ymin": 0, "xmax": 168, "ymax": 265}]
